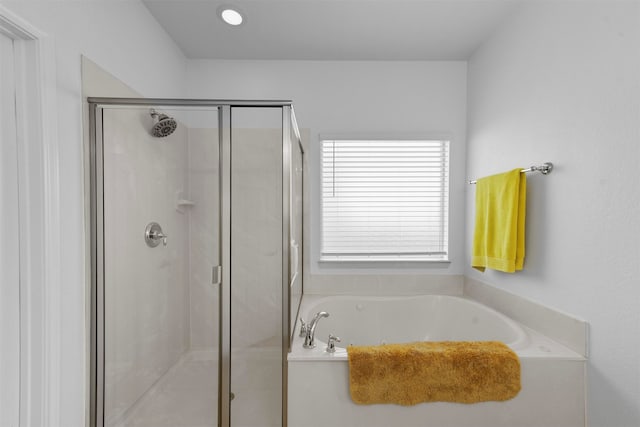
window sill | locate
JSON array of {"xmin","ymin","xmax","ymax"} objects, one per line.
[
  {"xmin": 320, "ymin": 254, "xmax": 449, "ymax": 263},
  {"xmin": 319, "ymin": 258, "xmax": 450, "ymax": 263},
  {"xmin": 318, "ymin": 257, "xmax": 451, "ymax": 270}
]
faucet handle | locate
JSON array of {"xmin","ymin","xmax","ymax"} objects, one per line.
[
  {"xmin": 299, "ymin": 318, "xmax": 307, "ymax": 337},
  {"xmin": 326, "ymin": 334, "xmax": 341, "ymax": 353}
]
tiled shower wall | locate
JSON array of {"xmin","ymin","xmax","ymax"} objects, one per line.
[
  {"xmin": 187, "ymin": 127, "xmax": 219, "ymax": 351},
  {"xmin": 103, "ymin": 108, "xmax": 190, "ymax": 423},
  {"xmin": 230, "ymin": 125, "xmax": 283, "ymax": 350}
]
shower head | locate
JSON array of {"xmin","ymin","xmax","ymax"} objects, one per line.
[{"xmin": 149, "ymin": 109, "xmax": 177, "ymax": 138}]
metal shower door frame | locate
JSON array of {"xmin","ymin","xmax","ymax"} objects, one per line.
[{"xmin": 88, "ymin": 98, "xmax": 302, "ymax": 427}]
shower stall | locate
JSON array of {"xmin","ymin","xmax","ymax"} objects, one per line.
[{"xmin": 89, "ymin": 99, "xmax": 304, "ymax": 427}]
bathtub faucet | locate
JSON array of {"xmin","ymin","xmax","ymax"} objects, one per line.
[{"xmin": 303, "ymin": 311, "xmax": 329, "ymax": 349}]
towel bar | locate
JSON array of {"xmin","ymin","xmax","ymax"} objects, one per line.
[{"xmin": 469, "ymin": 162, "xmax": 553, "ymax": 184}]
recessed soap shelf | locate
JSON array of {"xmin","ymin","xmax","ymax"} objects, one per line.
[{"xmin": 176, "ymin": 199, "xmax": 196, "ymax": 213}]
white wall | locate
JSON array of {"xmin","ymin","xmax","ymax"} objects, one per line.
[
  {"xmin": 466, "ymin": 2, "xmax": 640, "ymax": 426},
  {"xmin": 0, "ymin": 1, "xmax": 187, "ymax": 425},
  {"xmin": 187, "ymin": 60, "xmax": 468, "ymax": 294}
]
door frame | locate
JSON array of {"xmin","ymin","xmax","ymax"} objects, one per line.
[
  {"xmin": 0, "ymin": 26, "xmax": 20, "ymax": 427},
  {"xmin": 0, "ymin": 6, "xmax": 61, "ymax": 427}
]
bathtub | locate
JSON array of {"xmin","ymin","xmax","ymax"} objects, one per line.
[
  {"xmin": 288, "ymin": 294, "xmax": 586, "ymax": 427},
  {"xmin": 297, "ymin": 294, "xmax": 528, "ymax": 354}
]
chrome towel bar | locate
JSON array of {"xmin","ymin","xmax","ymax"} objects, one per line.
[{"xmin": 469, "ymin": 162, "xmax": 553, "ymax": 184}]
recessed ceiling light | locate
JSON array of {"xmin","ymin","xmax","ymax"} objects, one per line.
[{"xmin": 220, "ymin": 8, "xmax": 243, "ymax": 26}]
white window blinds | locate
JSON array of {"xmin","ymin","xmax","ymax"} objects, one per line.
[{"xmin": 321, "ymin": 139, "xmax": 449, "ymax": 261}]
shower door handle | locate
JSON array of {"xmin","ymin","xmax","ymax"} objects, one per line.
[{"xmin": 212, "ymin": 265, "xmax": 222, "ymax": 286}]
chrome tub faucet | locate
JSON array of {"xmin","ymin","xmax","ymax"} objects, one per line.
[{"xmin": 303, "ymin": 311, "xmax": 329, "ymax": 349}]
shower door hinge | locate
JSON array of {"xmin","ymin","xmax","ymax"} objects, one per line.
[{"xmin": 212, "ymin": 265, "xmax": 222, "ymax": 286}]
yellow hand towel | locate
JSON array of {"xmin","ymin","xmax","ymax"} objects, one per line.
[
  {"xmin": 472, "ymin": 168, "xmax": 526, "ymax": 273},
  {"xmin": 347, "ymin": 341, "xmax": 521, "ymax": 405}
]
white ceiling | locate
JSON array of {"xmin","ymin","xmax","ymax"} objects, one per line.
[{"xmin": 143, "ymin": 0, "xmax": 522, "ymax": 60}]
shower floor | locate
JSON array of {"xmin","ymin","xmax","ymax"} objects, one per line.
[{"xmin": 113, "ymin": 348, "xmax": 281, "ymax": 427}]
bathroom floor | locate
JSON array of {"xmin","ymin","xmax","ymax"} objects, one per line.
[{"xmin": 113, "ymin": 348, "xmax": 281, "ymax": 427}]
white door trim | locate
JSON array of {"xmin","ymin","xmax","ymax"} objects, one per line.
[
  {"xmin": 0, "ymin": 6, "xmax": 62, "ymax": 427},
  {"xmin": 0, "ymin": 29, "xmax": 20, "ymax": 427}
]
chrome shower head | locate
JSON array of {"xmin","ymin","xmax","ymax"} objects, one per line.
[{"xmin": 149, "ymin": 109, "xmax": 177, "ymax": 137}]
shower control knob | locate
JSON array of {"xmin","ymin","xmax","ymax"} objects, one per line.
[{"xmin": 145, "ymin": 222, "xmax": 168, "ymax": 247}]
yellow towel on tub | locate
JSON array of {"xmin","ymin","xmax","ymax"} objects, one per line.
[
  {"xmin": 347, "ymin": 341, "xmax": 520, "ymax": 405},
  {"xmin": 472, "ymin": 168, "xmax": 526, "ymax": 273}
]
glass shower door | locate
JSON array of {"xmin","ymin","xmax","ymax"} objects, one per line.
[
  {"xmin": 99, "ymin": 106, "xmax": 220, "ymax": 427},
  {"xmin": 229, "ymin": 107, "xmax": 284, "ymax": 427}
]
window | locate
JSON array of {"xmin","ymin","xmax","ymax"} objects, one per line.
[{"xmin": 321, "ymin": 139, "xmax": 449, "ymax": 261}]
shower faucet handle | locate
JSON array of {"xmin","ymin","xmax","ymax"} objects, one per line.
[
  {"xmin": 151, "ymin": 230, "xmax": 168, "ymax": 246},
  {"xmin": 145, "ymin": 222, "xmax": 168, "ymax": 247},
  {"xmin": 157, "ymin": 232, "xmax": 168, "ymax": 246}
]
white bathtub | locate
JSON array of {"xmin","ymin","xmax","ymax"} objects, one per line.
[
  {"xmin": 288, "ymin": 294, "xmax": 586, "ymax": 427},
  {"xmin": 298, "ymin": 294, "xmax": 528, "ymax": 354}
]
